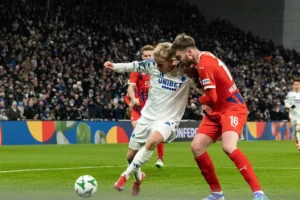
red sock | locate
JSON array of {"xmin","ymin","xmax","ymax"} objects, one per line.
[
  {"xmin": 296, "ymin": 139, "xmax": 298, "ymax": 145},
  {"xmin": 195, "ymin": 152, "xmax": 222, "ymax": 192},
  {"xmin": 229, "ymin": 149, "xmax": 262, "ymax": 192},
  {"xmin": 157, "ymin": 143, "xmax": 164, "ymax": 160}
]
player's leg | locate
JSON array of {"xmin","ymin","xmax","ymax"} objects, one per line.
[
  {"xmin": 123, "ymin": 121, "xmax": 177, "ymax": 196},
  {"xmin": 290, "ymin": 120, "xmax": 298, "ymax": 146},
  {"xmin": 114, "ymin": 122, "xmax": 147, "ymax": 192},
  {"xmin": 127, "ymin": 111, "xmax": 140, "ymax": 180},
  {"xmin": 221, "ymin": 111, "xmax": 268, "ymax": 200},
  {"xmin": 131, "ymin": 109, "xmax": 140, "ymax": 129},
  {"xmin": 295, "ymin": 120, "xmax": 300, "ymax": 150},
  {"xmin": 127, "ymin": 142, "xmax": 147, "ymax": 196},
  {"xmin": 124, "ymin": 121, "xmax": 176, "ymax": 175},
  {"xmin": 126, "ymin": 148, "xmax": 140, "ymax": 179},
  {"xmin": 155, "ymin": 142, "xmax": 164, "ymax": 168},
  {"xmin": 191, "ymin": 117, "xmax": 225, "ymax": 200},
  {"xmin": 131, "ymin": 120, "xmax": 137, "ymax": 129}
]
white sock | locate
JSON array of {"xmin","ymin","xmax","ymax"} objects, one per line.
[
  {"xmin": 122, "ymin": 147, "xmax": 153, "ymax": 179},
  {"xmin": 297, "ymin": 132, "xmax": 300, "ymax": 145},
  {"xmin": 134, "ymin": 168, "xmax": 142, "ymax": 182},
  {"xmin": 127, "ymin": 159, "xmax": 141, "ymax": 181},
  {"xmin": 212, "ymin": 191, "xmax": 223, "ymax": 195},
  {"xmin": 254, "ymin": 190, "xmax": 264, "ymax": 195}
]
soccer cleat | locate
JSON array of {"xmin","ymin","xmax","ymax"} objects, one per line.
[
  {"xmin": 131, "ymin": 172, "xmax": 146, "ymax": 196},
  {"xmin": 253, "ymin": 193, "xmax": 269, "ymax": 200},
  {"xmin": 114, "ymin": 175, "xmax": 127, "ymax": 192},
  {"xmin": 202, "ymin": 193, "xmax": 225, "ymax": 200},
  {"xmin": 155, "ymin": 159, "xmax": 164, "ymax": 169}
]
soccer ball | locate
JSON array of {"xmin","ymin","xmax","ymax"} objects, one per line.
[{"xmin": 74, "ymin": 175, "xmax": 98, "ymax": 198}]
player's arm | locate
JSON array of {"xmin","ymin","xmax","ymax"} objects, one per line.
[
  {"xmin": 123, "ymin": 95, "xmax": 134, "ymax": 111},
  {"xmin": 128, "ymin": 72, "xmax": 140, "ymax": 106},
  {"xmin": 123, "ymin": 95, "xmax": 131, "ymax": 106},
  {"xmin": 199, "ymin": 89, "xmax": 217, "ymax": 105},
  {"xmin": 197, "ymin": 67, "xmax": 217, "ymax": 105},
  {"xmin": 284, "ymin": 92, "xmax": 295, "ymax": 109},
  {"xmin": 104, "ymin": 59, "xmax": 156, "ymax": 73}
]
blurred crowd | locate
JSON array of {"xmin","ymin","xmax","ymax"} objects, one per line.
[{"xmin": 0, "ymin": 0, "xmax": 299, "ymax": 121}]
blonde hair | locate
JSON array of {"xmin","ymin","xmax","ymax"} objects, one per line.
[{"xmin": 153, "ymin": 42, "xmax": 173, "ymax": 63}]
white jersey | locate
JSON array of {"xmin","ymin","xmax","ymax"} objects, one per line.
[
  {"xmin": 114, "ymin": 59, "xmax": 193, "ymax": 123},
  {"xmin": 285, "ymin": 90, "xmax": 300, "ymax": 120}
]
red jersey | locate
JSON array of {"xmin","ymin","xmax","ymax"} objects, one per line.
[
  {"xmin": 197, "ymin": 52, "xmax": 246, "ymax": 113},
  {"xmin": 128, "ymin": 71, "xmax": 150, "ymax": 112}
]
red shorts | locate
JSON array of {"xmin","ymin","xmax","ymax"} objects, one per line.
[
  {"xmin": 131, "ymin": 109, "xmax": 141, "ymax": 121},
  {"xmin": 197, "ymin": 105, "xmax": 247, "ymax": 142}
]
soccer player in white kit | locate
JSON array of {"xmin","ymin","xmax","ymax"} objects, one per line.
[
  {"xmin": 285, "ymin": 78, "xmax": 300, "ymax": 150},
  {"xmin": 104, "ymin": 42, "xmax": 193, "ymax": 196}
]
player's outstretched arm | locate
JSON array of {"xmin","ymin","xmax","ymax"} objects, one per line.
[
  {"xmin": 104, "ymin": 59, "xmax": 156, "ymax": 73},
  {"xmin": 104, "ymin": 61, "xmax": 134, "ymax": 73}
]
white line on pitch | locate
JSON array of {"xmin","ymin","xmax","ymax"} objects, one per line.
[
  {"xmin": 0, "ymin": 166, "xmax": 124, "ymax": 174},
  {"xmin": 166, "ymin": 165, "xmax": 300, "ymax": 170},
  {"xmin": 0, "ymin": 165, "xmax": 299, "ymax": 174}
]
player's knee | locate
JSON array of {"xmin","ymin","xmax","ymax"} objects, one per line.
[
  {"xmin": 190, "ymin": 141, "xmax": 206, "ymax": 156},
  {"xmin": 190, "ymin": 134, "xmax": 212, "ymax": 156},
  {"xmin": 221, "ymin": 144, "xmax": 236, "ymax": 155}
]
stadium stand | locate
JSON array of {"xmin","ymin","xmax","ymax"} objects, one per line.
[{"xmin": 0, "ymin": 0, "xmax": 299, "ymax": 121}]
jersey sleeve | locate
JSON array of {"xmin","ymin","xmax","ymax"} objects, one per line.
[
  {"xmin": 114, "ymin": 58, "xmax": 155, "ymax": 74},
  {"xmin": 128, "ymin": 72, "xmax": 139, "ymax": 85},
  {"xmin": 198, "ymin": 66, "xmax": 216, "ymax": 90}
]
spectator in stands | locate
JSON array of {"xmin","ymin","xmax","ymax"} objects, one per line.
[
  {"xmin": 0, "ymin": 109, "xmax": 8, "ymax": 120},
  {"xmin": 6, "ymin": 101, "xmax": 21, "ymax": 120}
]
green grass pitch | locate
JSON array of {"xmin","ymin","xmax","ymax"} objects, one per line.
[{"xmin": 0, "ymin": 141, "xmax": 299, "ymax": 200}]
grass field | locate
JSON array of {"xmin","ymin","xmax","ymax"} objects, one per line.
[{"xmin": 0, "ymin": 141, "xmax": 299, "ymax": 200}]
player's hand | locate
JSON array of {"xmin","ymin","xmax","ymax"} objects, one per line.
[
  {"xmin": 291, "ymin": 105, "xmax": 296, "ymax": 109},
  {"xmin": 129, "ymin": 103, "xmax": 134, "ymax": 111},
  {"xmin": 104, "ymin": 61, "xmax": 114, "ymax": 70},
  {"xmin": 202, "ymin": 105, "xmax": 212, "ymax": 114},
  {"xmin": 132, "ymin": 98, "xmax": 140, "ymax": 106}
]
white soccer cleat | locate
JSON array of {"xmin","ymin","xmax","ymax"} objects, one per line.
[{"xmin": 155, "ymin": 159, "xmax": 164, "ymax": 169}]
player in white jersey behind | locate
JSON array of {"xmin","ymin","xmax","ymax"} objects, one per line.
[
  {"xmin": 284, "ymin": 78, "xmax": 300, "ymax": 150},
  {"xmin": 104, "ymin": 42, "xmax": 193, "ymax": 196}
]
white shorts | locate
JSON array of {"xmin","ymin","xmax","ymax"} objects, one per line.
[{"xmin": 129, "ymin": 119, "xmax": 178, "ymax": 150}]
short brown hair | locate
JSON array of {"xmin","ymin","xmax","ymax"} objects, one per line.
[
  {"xmin": 141, "ymin": 45, "xmax": 154, "ymax": 54},
  {"xmin": 170, "ymin": 33, "xmax": 196, "ymax": 54},
  {"xmin": 293, "ymin": 78, "xmax": 300, "ymax": 83}
]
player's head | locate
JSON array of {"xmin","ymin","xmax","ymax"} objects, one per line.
[
  {"xmin": 141, "ymin": 45, "xmax": 154, "ymax": 60},
  {"xmin": 170, "ymin": 33, "xmax": 197, "ymax": 66},
  {"xmin": 153, "ymin": 42, "xmax": 178, "ymax": 73},
  {"xmin": 293, "ymin": 78, "xmax": 300, "ymax": 92}
]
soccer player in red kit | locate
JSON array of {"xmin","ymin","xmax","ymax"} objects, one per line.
[
  {"xmin": 124, "ymin": 45, "xmax": 165, "ymax": 169},
  {"xmin": 170, "ymin": 34, "xmax": 269, "ymax": 200}
]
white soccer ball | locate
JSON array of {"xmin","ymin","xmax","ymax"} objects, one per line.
[{"xmin": 74, "ymin": 175, "xmax": 98, "ymax": 198}]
